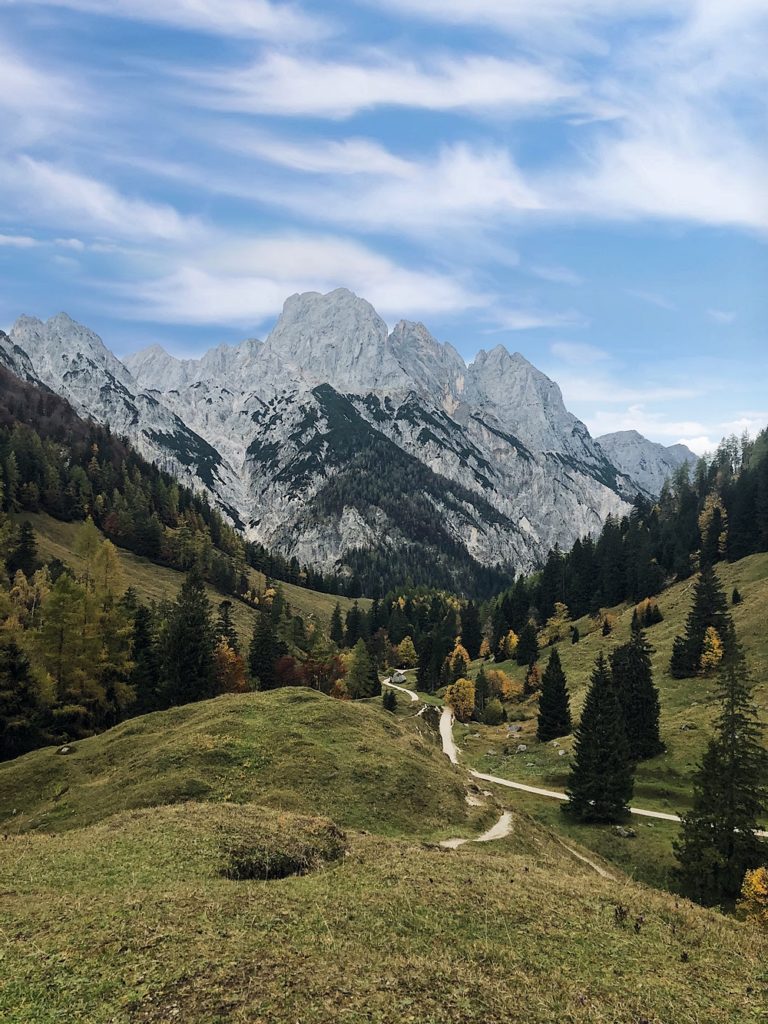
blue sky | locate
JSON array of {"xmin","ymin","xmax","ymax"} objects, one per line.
[{"xmin": 1, "ymin": 0, "xmax": 766, "ymax": 453}]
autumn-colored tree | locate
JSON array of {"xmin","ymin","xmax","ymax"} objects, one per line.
[
  {"xmin": 485, "ymin": 668, "xmax": 514, "ymax": 701},
  {"xmin": 396, "ymin": 635, "xmax": 418, "ymax": 668},
  {"xmin": 498, "ymin": 629, "xmax": 519, "ymax": 661},
  {"xmin": 700, "ymin": 626, "xmax": 724, "ymax": 674},
  {"xmin": 738, "ymin": 867, "xmax": 768, "ymax": 928},
  {"xmin": 542, "ymin": 602, "xmax": 571, "ymax": 646},
  {"xmin": 698, "ymin": 492, "xmax": 728, "ymax": 565},
  {"xmin": 479, "ymin": 637, "xmax": 492, "ymax": 660},
  {"xmin": 74, "ymin": 517, "xmax": 102, "ymax": 592},
  {"xmin": 274, "ymin": 654, "xmax": 304, "ymax": 688},
  {"xmin": 442, "ymin": 639, "xmax": 470, "ymax": 685},
  {"xmin": 444, "ymin": 676, "xmax": 475, "ymax": 722},
  {"xmin": 214, "ymin": 640, "xmax": 248, "ymax": 693},
  {"xmin": 524, "ymin": 661, "xmax": 541, "ymax": 696}
]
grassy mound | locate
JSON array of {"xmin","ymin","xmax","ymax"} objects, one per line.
[
  {"xmin": 0, "ymin": 688, "xmax": 475, "ymax": 838},
  {"xmin": 0, "ymin": 800, "xmax": 764, "ymax": 1023}
]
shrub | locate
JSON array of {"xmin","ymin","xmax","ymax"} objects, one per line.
[{"xmin": 482, "ymin": 698, "xmax": 505, "ymax": 726}]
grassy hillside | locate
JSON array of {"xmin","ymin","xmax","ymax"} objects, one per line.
[
  {"xmin": 1, "ymin": 797, "xmax": 765, "ymax": 1021},
  {"xmin": 0, "ymin": 688, "xmax": 478, "ymax": 839},
  {"xmin": 458, "ymin": 553, "xmax": 768, "ymax": 885},
  {"xmin": 16, "ymin": 511, "xmax": 368, "ymax": 638}
]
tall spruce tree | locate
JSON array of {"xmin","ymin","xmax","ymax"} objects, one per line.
[
  {"xmin": 515, "ymin": 620, "xmax": 539, "ymax": 666},
  {"xmin": 474, "ymin": 665, "xmax": 490, "ymax": 719},
  {"xmin": 537, "ymin": 648, "xmax": 572, "ymax": 742},
  {"xmin": 215, "ymin": 600, "xmax": 239, "ymax": 654},
  {"xmin": 160, "ymin": 569, "xmax": 216, "ymax": 707},
  {"xmin": 346, "ymin": 638, "xmax": 378, "ymax": 699},
  {"xmin": 564, "ymin": 652, "xmax": 634, "ymax": 823},
  {"xmin": 344, "ymin": 602, "xmax": 364, "ymax": 648},
  {"xmin": 329, "ymin": 602, "xmax": 345, "ymax": 647},
  {"xmin": 129, "ymin": 604, "xmax": 161, "ymax": 714},
  {"xmin": 460, "ymin": 600, "xmax": 483, "ymax": 660},
  {"xmin": 0, "ymin": 635, "xmax": 42, "ymax": 759},
  {"xmin": 673, "ymin": 651, "xmax": 768, "ymax": 906},
  {"xmin": 7, "ymin": 521, "xmax": 37, "ymax": 579},
  {"xmin": 248, "ymin": 611, "xmax": 284, "ymax": 690},
  {"xmin": 610, "ymin": 629, "xmax": 664, "ymax": 761},
  {"xmin": 670, "ymin": 565, "xmax": 737, "ymax": 678}
]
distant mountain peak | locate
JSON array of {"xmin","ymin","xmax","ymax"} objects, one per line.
[{"xmin": 1, "ymin": 287, "xmax": 694, "ymax": 584}]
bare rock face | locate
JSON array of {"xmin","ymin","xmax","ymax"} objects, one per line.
[
  {"xmin": 597, "ymin": 430, "xmax": 697, "ymax": 499},
  {"xmin": 1, "ymin": 288, "xmax": 686, "ymax": 584}
]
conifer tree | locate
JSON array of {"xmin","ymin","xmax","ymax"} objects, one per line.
[
  {"xmin": 460, "ymin": 600, "xmax": 483, "ymax": 660},
  {"xmin": 329, "ymin": 602, "xmax": 345, "ymax": 647},
  {"xmin": 160, "ymin": 569, "xmax": 216, "ymax": 706},
  {"xmin": 0, "ymin": 635, "xmax": 42, "ymax": 759},
  {"xmin": 344, "ymin": 602, "xmax": 364, "ymax": 648},
  {"xmin": 564, "ymin": 652, "xmax": 634, "ymax": 823},
  {"xmin": 248, "ymin": 611, "xmax": 284, "ymax": 690},
  {"xmin": 7, "ymin": 521, "xmax": 37, "ymax": 579},
  {"xmin": 669, "ymin": 565, "xmax": 738, "ymax": 678},
  {"xmin": 537, "ymin": 648, "xmax": 572, "ymax": 742},
  {"xmin": 515, "ymin": 620, "xmax": 539, "ymax": 665},
  {"xmin": 346, "ymin": 638, "xmax": 378, "ymax": 699},
  {"xmin": 610, "ymin": 630, "xmax": 663, "ymax": 761},
  {"xmin": 382, "ymin": 688, "xmax": 397, "ymax": 713},
  {"xmin": 129, "ymin": 604, "xmax": 161, "ymax": 714},
  {"xmin": 474, "ymin": 665, "xmax": 490, "ymax": 718},
  {"xmin": 674, "ymin": 652, "xmax": 768, "ymax": 906},
  {"xmin": 215, "ymin": 600, "xmax": 239, "ymax": 654}
]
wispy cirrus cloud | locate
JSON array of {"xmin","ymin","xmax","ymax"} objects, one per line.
[
  {"xmin": 10, "ymin": 0, "xmax": 327, "ymax": 42},
  {"xmin": 121, "ymin": 233, "xmax": 492, "ymax": 326},
  {"xmin": 707, "ymin": 308, "xmax": 737, "ymax": 325},
  {"xmin": 0, "ymin": 156, "xmax": 200, "ymax": 241},
  {"xmin": 186, "ymin": 52, "xmax": 583, "ymax": 119}
]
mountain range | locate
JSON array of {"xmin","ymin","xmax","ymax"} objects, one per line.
[{"xmin": 0, "ymin": 288, "xmax": 696, "ymax": 588}]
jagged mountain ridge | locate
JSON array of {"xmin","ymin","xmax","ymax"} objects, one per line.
[
  {"xmin": 597, "ymin": 429, "xmax": 697, "ymax": 499},
  {"xmin": 0, "ymin": 289, "xmax": 691, "ymax": 586}
]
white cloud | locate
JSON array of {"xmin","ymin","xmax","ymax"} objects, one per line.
[
  {"xmin": 555, "ymin": 374, "xmax": 701, "ymax": 405},
  {"xmin": 0, "ymin": 234, "xmax": 38, "ymax": 248},
  {"xmin": 586, "ymin": 403, "xmax": 710, "ymax": 441},
  {"xmin": 489, "ymin": 308, "xmax": 587, "ymax": 331},
  {"xmin": 13, "ymin": 0, "xmax": 325, "ymax": 42},
  {"xmin": 550, "ymin": 341, "xmax": 608, "ymax": 365},
  {"xmin": 675, "ymin": 436, "xmax": 716, "ymax": 455},
  {"xmin": 626, "ymin": 289, "xmax": 676, "ymax": 311},
  {"xmin": 0, "ymin": 157, "xmax": 199, "ymax": 242},
  {"xmin": 235, "ymin": 142, "xmax": 544, "ymax": 235},
  {"xmin": 218, "ymin": 133, "xmax": 415, "ymax": 178},
  {"xmin": 0, "ymin": 41, "xmax": 85, "ymax": 145},
  {"xmin": 188, "ymin": 52, "xmax": 581, "ymax": 119},
  {"xmin": 530, "ymin": 264, "xmax": 584, "ymax": 286},
  {"xmin": 707, "ymin": 308, "xmax": 737, "ymax": 324},
  {"xmin": 123, "ymin": 233, "xmax": 490, "ymax": 326},
  {"xmin": 720, "ymin": 413, "xmax": 768, "ymax": 437}
]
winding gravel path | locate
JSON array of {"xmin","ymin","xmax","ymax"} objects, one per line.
[
  {"xmin": 381, "ymin": 677, "xmax": 419, "ymax": 703},
  {"xmin": 440, "ymin": 811, "xmax": 514, "ymax": 850},
  {"xmin": 439, "ymin": 708, "xmax": 768, "ymax": 837}
]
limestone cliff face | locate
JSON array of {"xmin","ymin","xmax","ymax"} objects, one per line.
[
  {"xmin": 597, "ymin": 430, "xmax": 696, "ymax": 499},
  {"xmin": 2, "ymin": 289, "xmax": 682, "ymax": 582}
]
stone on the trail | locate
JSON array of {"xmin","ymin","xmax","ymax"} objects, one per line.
[
  {"xmin": 680, "ymin": 722, "xmax": 697, "ymax": 731},
  {"xmin": 558, "ymin": 749, "xmax": 567, "ymax": 757},
  {"xmin": 508, "ymin": 724, "xmax": 522, "ymax": 735},
  {"xmin": 515, "ymin": 743, "xmax": 527, "ymax": 753},
  {"xmin": 55, "ymin": 745, "xmax": 76, "ymax": 755}
]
